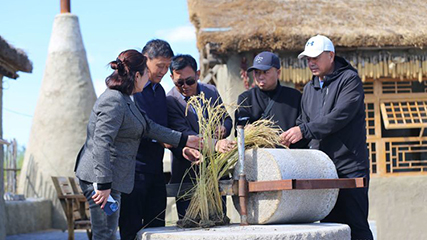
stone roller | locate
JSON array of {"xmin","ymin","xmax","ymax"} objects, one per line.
[{"xmin": 233, "ymin": 148, "xmax": 339, "ymax": 224}]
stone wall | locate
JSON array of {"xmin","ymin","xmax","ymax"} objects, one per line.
[
  {"xmin": 5, "ymin": 199, "xmax": 52, "ymax": 235},
  {"xmin": 369, "ymin": 175, "xmax": 427, "ymax": 240},
  {"xmin": 215, "ymin": 54, "xmax": 248, "ymax": 122}
]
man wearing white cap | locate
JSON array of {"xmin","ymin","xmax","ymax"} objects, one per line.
[{"xmin": 281, "ymin": 35, "xmax": 373, "ymax": 240}]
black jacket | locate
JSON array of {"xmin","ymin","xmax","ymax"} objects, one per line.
[
  {"xmin": 134, "ymin": 82, "xmax": 168, "ymax": 175},
  {"xmin": 235, "ymin": 82, "xmax": 305, "ymax": 148},
  {"xmin": 298, "ymin": 56, "xmax": 369, "ymax": 176}
]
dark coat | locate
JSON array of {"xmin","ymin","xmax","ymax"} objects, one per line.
[
  {"xmin": 298, "ymin": 56, "xmax": 369, "ymax": 176},
  {"xmin": 166, "ymin": 83, "xmax": 232, "ymax": 183},
  {"xmin": 133, "ymin": 83, "xmax": 169, "ymax": 175}
]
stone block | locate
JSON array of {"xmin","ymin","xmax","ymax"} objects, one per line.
[
  {"xmin": 5, "ymin": 198, "xmax": 52, "ymax": 235},
  {"xmin": 137, "ymin": 223, "xmax": 350, "ymax": 240}
]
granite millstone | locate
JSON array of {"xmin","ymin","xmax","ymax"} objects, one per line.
[{"xmin": 233, "ymin": 148, "xmax": 339, "ymax": 224}]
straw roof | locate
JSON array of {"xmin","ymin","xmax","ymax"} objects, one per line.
[
  {"xmin": 0, "ymin": 36, "xmax": 33, "ymax": 79},
  {"xmin": 188, "ymin": 0, "xmax": 427, "ymax": 54}
]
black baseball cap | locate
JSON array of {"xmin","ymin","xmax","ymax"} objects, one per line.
[{"xmin": 247, "ymin": 51, "xmax": 281, "ymax": 72}]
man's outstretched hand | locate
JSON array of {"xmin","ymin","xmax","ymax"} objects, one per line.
[
  {"xmin": 186, "ymin": 135, "xmax": 202, "ymax": 149},
  {"xmin": 280, "ymin": 126, "xmax": 303, "ymax": 147},
  {"xmin": 215, "ymin": 139, "xmax": 236, "ymax": 153}
]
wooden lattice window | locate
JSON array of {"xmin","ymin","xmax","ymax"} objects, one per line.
[
  {"xmin": 367, "ymin": 141, "xmax": 377, "ymax": 174},
  {"xmin": 365, "ymin": 102, "xmax": 375, "ymax": 136},
  {"xmin": 382, "ymin": 80, "xmax": 427, "ymax": 94},
  {"xmin": 380, "ymin": 100, "xmax": 427, "ymax": 129},
  {"xmin": 385, "ymin": 141, "xmax": 427, "ymax": 173},
  {"xmin": 363, "ymin": 81, "xmax": 374, "ymax": 94}
]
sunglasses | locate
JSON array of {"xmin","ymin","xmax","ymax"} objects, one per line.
[{"xmin": 174, "ymin": 78, "xmax": 196, "ymax": 87}]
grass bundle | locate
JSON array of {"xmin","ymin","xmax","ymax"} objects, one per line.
[{"xmin": 177, "ymin": 93, "xmax": 285, "ymax": 228}]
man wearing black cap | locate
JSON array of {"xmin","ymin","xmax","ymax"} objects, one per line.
[{"xmin": 235, "ymin": 51, "xmax": 305, "ymax": 148}]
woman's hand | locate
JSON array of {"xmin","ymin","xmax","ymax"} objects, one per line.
[
  {"xmin": 92, "ymin": 189, "xmax": 111, "ymax": 209},
  {"xmin": 182, "ymin": 147, "xmax": 202, "ymax": 165}
]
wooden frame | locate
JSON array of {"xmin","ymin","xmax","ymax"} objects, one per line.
[
  {"xmin": 51, "ymin": 176, "xmax": 92, "ymax": 240},
  {"xmin": 248, "ymin": 178, "xmax": 366, "ymax": 192},
  {"xmin": 364, "ymin": 78, "xmax": 427, "ymax": 176},
  {"xmin": 380, "ymin": 100, "xmax": 427, "ymax": 129}
]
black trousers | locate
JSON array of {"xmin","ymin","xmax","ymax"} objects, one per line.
[
  {"xmin": 119, "ymin": 173, "xmax": 166, "ymax": 240},
  {"xmin": 321, "ymin": 169, "xmax": 374, "ymax": 240}
]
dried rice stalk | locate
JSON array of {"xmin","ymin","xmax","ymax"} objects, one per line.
[{"xmin": 177, "ymin": 93, "xmax": 285, "ymax": 228}]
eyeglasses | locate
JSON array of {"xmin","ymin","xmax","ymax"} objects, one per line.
[{"xmin": 174, "ymin": 78, "xmax": 196, "ymax": 87}]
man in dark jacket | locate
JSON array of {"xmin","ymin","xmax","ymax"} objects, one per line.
[
  {"xmin": 235, "ymin": 51, "xmax": 305, "ymax": 148},
  {"xmin": 119, "ymin": 39, "xmax": 174, "ymax": 240},
  {"xmin": 281, "ymin": 35, "xmax": 373, "ymax": 240},
  {"xmin": 166, "ymin": 54, "xmax": 234, "ymax": 218}
]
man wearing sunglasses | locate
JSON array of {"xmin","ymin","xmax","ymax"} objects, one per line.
[{"xmin": 166, "ymin": 54, "xmax": 233, "ymax": 218}]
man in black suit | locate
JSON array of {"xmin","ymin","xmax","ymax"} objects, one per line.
[{"xmin": 166, "ymin": 54, "xmax": 233, "ymax": 218}]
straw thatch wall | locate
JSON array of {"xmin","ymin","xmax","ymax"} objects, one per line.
[
  {"xmin": 188, "ymin": 0, "xmax": 427, "ymax": 54},
  {"xmin": 279, "ymin": 50, "xmax": 427, "ymax": 83},
  {"xmin": 0, "ymin": 36, "xmax": 33, "ymax": 78}
]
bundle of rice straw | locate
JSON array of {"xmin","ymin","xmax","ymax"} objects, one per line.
[{"xmin": 177, "ymin": 93, "xmax": 285, "ymax": 228}]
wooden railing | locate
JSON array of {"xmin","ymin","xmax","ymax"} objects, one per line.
[{"xmin": 368, "ymin": 138, "xmax": 427, "ymax": 176}]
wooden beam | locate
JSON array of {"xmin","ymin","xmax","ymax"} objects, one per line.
[{"xmin": 248, "ymin": 178, "xmax": 366, "ymax": 193}]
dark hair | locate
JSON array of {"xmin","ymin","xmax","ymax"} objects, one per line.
[
  {"xmin": 169, "ymin": 54, "xmax": 198, "ymax": 74},
  {"xmin": 106, "ymin": 49, "xmax": 147, "ymax": 95},
  {"xmin": 141, "ymin": 39, "xmax": 174, "ymax": 60}
]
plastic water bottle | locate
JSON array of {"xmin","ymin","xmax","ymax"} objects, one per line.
[{"xmin": 92, "ymin": 183, "xmax": 119, "ymax": 216}]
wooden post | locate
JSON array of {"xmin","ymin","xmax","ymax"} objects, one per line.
[
  {"xmin": 60, "ymin": 0, "xmax": 71, "ymax": 13},
  {"xmin": 0, "ymin": 74, "xmax": 5, "ymax": 240},
  {"xmin": 374, "ymin": 80, "xmax": 386, "ymax": 175}
]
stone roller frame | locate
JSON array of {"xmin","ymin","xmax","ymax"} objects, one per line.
[
  {"xmin": 234, "ymin": 125, "xmax": 367, "ymax": 226},
  {"xmin": 164, "ymin": 126, "xmax": 367, "ymax": 224}
]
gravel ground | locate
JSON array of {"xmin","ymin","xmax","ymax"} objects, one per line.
[{"xmin": 6, "ymin": 229, "xmax": 119, "ymax": 240}]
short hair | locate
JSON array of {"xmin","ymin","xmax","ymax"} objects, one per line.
[
  {"xmin": 141, "ymin": 39, "xmax": 174, "ymax": 60},
  {"xmin": 169, "ymin": 54, "xmax": 198, "ymax": 74},
  {"xmin": 106, "ymin": 49, "xmax": 147, "ymax": 95}
]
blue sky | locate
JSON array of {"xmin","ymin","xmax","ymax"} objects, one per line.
[{"xmin": 1, "ymin": 0, "xmax": 199, "ymax": 148}]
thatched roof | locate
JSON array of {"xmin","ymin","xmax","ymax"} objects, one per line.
[
  {"xmin": 0, "ymin": 36, "xmax": 33, "ymax": 79},
  {"xmin": 188, "ymin": 0, "xmax": 427, "ymax": 54}
]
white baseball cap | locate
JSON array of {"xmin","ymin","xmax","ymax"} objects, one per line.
[{"xmin": 298, "ymin": 35, "xmax": 335, "ymax": 59}]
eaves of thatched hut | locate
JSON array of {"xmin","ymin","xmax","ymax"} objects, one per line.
[
  {"xmin": 0, "ymin": 36, "xmax": 33, "ymax": 79},
  {"xmin": 188, "ymin": 0, "xmax": 427, "ymax": 239},
  {"xmin": 0, "ymin": 35, "xmax": 32, "ymax": 240}
]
